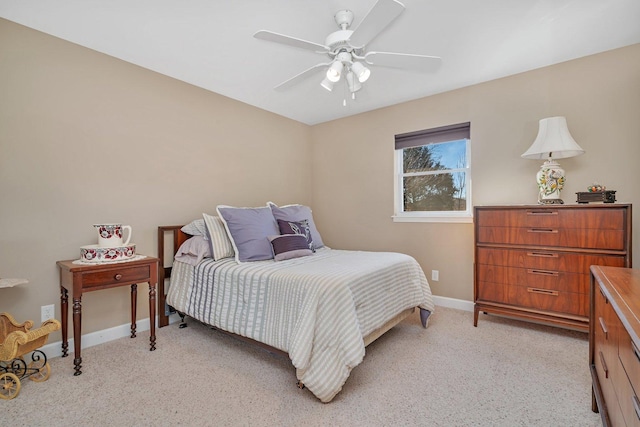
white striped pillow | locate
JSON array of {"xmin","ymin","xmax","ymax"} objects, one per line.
[{"xmin": 202, "ymin": 213, "xmax": 235, "ymax": 261}]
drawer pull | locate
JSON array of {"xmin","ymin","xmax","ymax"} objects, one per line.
[
  {"xmin": 527, "ymin": 287, "xmax": 559, "ymax": 296},
  {"xmin": 527, "ymin": 269, "xmax": 559, "ymax": 277},
  {"xmin": 599, "ymin": 351, "xmax": 609, "ymax": 378},
  {"xmin": 598, "ymin": 287, "xmax": 609, "ymax": 304},
  {"xmin": 114, "ymin": 274, "xmax": 123, "ymax": 281},
  {"xmin": 632, "ymin": 340, "xmax": 640, "ymax": 363},
  {"xmin": 527, "ymin": 228, "xmax": 558, "ymax": 234},
  {"xmin": 633, "ymin": 395, "xmax": 640, "ymax": 421},
  {"xmin": 526, "ymin": 210, "xmax": 558, "ymax": 216},
  {"xmin": 599, "ymin": 317, "xmax": 608, "ymax": 339},
  {"xmin": 527, "ymin": 252, "xmax": 558, "ymax": 258}
]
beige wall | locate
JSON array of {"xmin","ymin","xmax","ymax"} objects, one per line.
[
  {"xmin": 310, "ymin": 44, "xmax": 640, "ymax": 301},
  {"xmin": 2, "ymin": 17, "xmax": 639, "ymax": 338},
  {"xmin": 0, "ymin": 19, "xmax": 311, "ymax": 339}
]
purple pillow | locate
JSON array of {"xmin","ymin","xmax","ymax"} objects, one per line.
[
  {"xmin": 269, "ymin": 235, "xmax": 313, "ymax": 261},
  {"xmin": 268, "ymin": 202, "xmax": 324, "ymax": 248},
  {"xmin": 277, "ymin": 219, "xmax": 314, "ymax": 252},
  {"xmin": 217, "ymin": 205, "xmax": 279, "ymax": 263}
]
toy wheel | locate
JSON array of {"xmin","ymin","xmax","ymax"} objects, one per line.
[
  {"xmin": 28, "ymin": 361, "xmax": 51, "ymax": 382},
  {"xmin": 0, "ymin": 372, "xmax": 21, "ymax": 400}
]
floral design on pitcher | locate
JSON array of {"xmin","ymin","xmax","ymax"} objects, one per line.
[{"xmin": 98, "ymin": 226, "xmax": 115, "ymax": 239}]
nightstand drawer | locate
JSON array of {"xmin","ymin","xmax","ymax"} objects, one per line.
[{"xmin": 82, "ymin": 265, "xmax": 151, "ymax": 288}]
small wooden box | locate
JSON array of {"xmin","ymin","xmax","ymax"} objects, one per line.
[{"xmin": 576, "ymin": 190, "xmax": 616, "ymax": 204}]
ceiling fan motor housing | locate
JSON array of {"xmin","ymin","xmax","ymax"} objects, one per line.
[
  {"xmin": 325, "ymin": 30, "xmax": 356, "ymax": 56},
  {"xmin": 334, "ymin": 10, "xmax": 354, "ymax": 29}
]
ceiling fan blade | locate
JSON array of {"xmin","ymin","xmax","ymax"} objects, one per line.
[
  {"xmin": 364, "ymin": 51, "xmax": 442, "ymax": 72},
  {"xmin": 254, "ymin": 30, "xmax": 329, "ymax": 53},
  {"xmin": 274, "ymin": 63, "xmax": 332, "ymax": 91},
  {"xmin": 348, "ymin": 0, "xmax": 406, "ymax": 48}
]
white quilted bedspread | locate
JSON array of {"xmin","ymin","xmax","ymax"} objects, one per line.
[{"xmin": 167, "ymin": 247, "xmax": 434, "ymax": 402}]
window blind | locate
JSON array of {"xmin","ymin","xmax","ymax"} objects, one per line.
[{"xmin": 395, "ymin": 122, "xmax": 470, "ymax": 150}]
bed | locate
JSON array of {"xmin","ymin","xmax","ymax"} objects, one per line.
[{"xmin": 156, "ymin": 205, "xmax": 434, "ymax": 403}]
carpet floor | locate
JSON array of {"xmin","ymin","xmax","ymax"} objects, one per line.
[{"xmin": 4, "ymin": 307, "xmax": 601, "ymax": 426}]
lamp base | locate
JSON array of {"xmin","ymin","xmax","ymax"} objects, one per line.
[
  {"xmin": 536, "ymin": 159, "xmax": 566, "ymax": 205},
  {"xmin": 538, "ymin": 198, "xmax": 564, "ymax": 205}
]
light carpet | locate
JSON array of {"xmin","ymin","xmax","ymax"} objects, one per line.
[{"xmin": 4, "ymin": 307, "xmax": 601, "ymax": 426}]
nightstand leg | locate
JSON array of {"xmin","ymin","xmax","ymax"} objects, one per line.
[
  {"xmin": 73, "ymin": 296, "xmax": 82, "ymax": 375},
  {"xmin": 61, "ymin": 287, "xmax": 68, "ymax": 357},
  {"xmin": 149, "ymin": 282, "xmax": 156, "ymax": 351},
  {"xmin": 130, "ymin": 283, "xmax": 137, "ymax": 338}
]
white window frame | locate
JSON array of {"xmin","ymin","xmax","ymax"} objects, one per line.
[{"xmin": 393, "ymin": 123, "xmax": 472, "ymax": 223}]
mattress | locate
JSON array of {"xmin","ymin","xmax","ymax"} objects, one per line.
[{"xmin": 167, "ymin": 247, "xmax": 434, "ymax": 402}]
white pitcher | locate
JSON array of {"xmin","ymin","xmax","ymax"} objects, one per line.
[{"xmin": 94, "ymin": 224, "xmax": 132, "ymax": 247}]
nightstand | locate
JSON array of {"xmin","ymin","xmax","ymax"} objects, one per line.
[{"xmin": 56, "ymin": 256, "xmax": 159, "ymax": 375}]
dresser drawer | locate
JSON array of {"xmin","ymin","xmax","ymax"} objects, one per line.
[
  {"xmin": 476, "ymin": 207, "xmax": 626, "ymax": 229},
  {"xmin": 476, "ymin": 248, "xmax": 626, "ymax": 273},
  {"xmin": 507, "ymin": 285, "xmax": 588, "ymax": 317},
  {"xmin": 476, "ymin": 226, "xmax": 625, "ymax": 250},
  {"xmin": 476, "ymin": 280, "xmax": 588, "ymax": 316},
  {"xmin": 81, "ymin": 265, "xmax": 151, "ymax": 288},
  {"xmin": 619, "ymin": 327, "xmax": 640, "ymax": 419},
  {"xmin": 477, "ymin": 264, "xmax": 587, "ymax": 294},
  {"xmin": 615, "ymin": 364, "xmax": 640, "ymax": 427}
]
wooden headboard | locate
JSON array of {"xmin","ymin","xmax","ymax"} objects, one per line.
[{"xmin": 157, "ymin": 226, "xmax": 191, "ymax": 327}]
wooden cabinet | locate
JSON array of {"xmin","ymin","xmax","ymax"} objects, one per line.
[
  {"xmin": 590, "ymin": 266, "xmax": 640, "ymax": 426},
  {"xmin": 474, "ymin": 205, "xmax": 631, "ymax": 331}
]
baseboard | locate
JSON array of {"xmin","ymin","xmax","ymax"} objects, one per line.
[
  {"xmin": 39, "ymin": 313, "xmax": 179, "ymax": 359},
  {"xmin": 432, "ymin": 295, "xmax": 474, "ymax": 312},
  {"xmin": 39, "ymin": 298, "xmax": 469, "ymax": 360}
]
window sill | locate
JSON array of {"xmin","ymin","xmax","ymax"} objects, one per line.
[{"xmin": 392, "ymin": 214, "xmax": 473, "ymax": 224}]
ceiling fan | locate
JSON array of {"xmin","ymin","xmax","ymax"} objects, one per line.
[{"xmin": 254, "ymin": 0, "xmax": 441, "ymax": 99}]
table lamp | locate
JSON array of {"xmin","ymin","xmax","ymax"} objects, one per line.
[{"xmin": 521, "ymin": 116, "xmax": 585, "ymax": 204}]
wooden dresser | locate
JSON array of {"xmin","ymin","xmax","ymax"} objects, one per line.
[
  {"xmin": 474, "ymin": 204, "xmax": 632, "ymax": 331},
  {"xmin": 590, "ymin": 266, "xmax": 640, "ymax": 426}
]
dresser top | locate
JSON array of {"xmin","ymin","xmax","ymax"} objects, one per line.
[
  {"xmin": 591, "ymin": 266, "xmax": 640, "ymax": 346},
  {"xmin": 474, "ymin": 203, "xmax": 631, "ymax": 210}
]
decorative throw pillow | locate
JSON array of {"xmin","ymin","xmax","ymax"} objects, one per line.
[
  {"xmin": 202, "ymin": 213, "xmax": 235, "ymax": 261},
  {"xmin": 174, "ymin": 236, "xmax": 212, "ymax": 265},
  {"xmin": 269, "ymin": 234, "xmax": 313, "ymax": 262},
  {"xmin": 277, "ymin": 219, "xmax": 314, "ymax": 252},
  {"xmin": 267, "ymin": 202, "xmax": 324, "ymax": 248},
  {"xmin": 181, "ymin": 219, "xmax": 209, "ymax": 240},
  {"xmin": 217, "ymin": 205, "xmax": 280, "ymax": 263}
]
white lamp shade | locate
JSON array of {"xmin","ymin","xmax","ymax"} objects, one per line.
[
  {"xmin": 351, "ymin": 61, "xmax": 370, "ymax": 83},
  {"xmin": 320, "ymin": 77, "xmax": 334, "ymax": 92},
  {"xmin": 326, "ymin": 61, "xmax": 343, "ymax": 83},
  {"xmin": 346, "ymin": 71, "xmax": 362, "ymax": 93},
  {"xmin": 521, "ymin": 116, "xmax": 585, "ymax": 160}
]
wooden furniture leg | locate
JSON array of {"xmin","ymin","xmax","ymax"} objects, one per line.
[
  {"xmin": 149, "ymin": 280, "xmax": 156, "ymax": 351},
  {"xmin": 72, "ymin": 296, "xmax": 82, "ymax": 376},
  {"xmin": 130, "ymin": 283, "xmax": 137, "ymax": 338},
  {"xmin": 60, "ymin": 287, "xmax": 68, "ymax": 357}
]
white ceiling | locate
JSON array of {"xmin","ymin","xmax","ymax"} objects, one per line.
[{"xmin": 1, "ymin": 0, "xmax": 639, "ymax": 125}]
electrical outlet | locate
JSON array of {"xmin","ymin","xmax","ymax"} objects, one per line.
[
  {"xmin": 41, "ymin": 304, "xmax": 55, "ymax": 322},
  {"xmin": 431, "ymin": 270, "xmax": 439, "ymax": 281}
]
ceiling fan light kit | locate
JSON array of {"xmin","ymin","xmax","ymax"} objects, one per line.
[
  {"xmin": 320, "ymin": 77, "xmax": 335, "ymax": 92},
  {"xmin": 254, "ymin": 0, "xmax": 441, "ymax": 102}
]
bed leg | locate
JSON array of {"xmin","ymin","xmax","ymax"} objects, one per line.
[
  {"xmin": 178, "ymin": 311, "xmax": 188, "ymax": 329},
  {"xmin": 420, "ymin": 308, "xmax": 431, "ymax": 328}
]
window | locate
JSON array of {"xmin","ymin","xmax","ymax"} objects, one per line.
[{"xmin": 393, "ymin": 122, "xmax": 471, "ymax": 223}]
